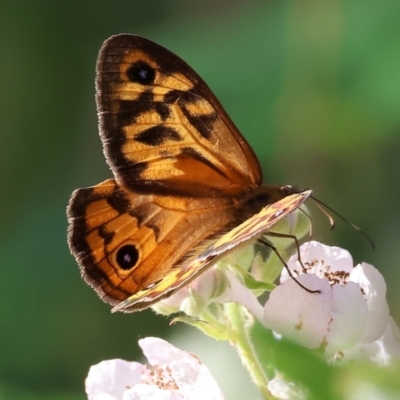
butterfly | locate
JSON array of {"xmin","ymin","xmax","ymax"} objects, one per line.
[{"xmin": 67, "ymin": 34, "xmax": 312, "ymax": 313}]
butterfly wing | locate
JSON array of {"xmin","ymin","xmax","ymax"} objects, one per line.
[
  {"xmin": 68, "ymin": 179, "xmax": 239, "ymax": 306},
  {"xmin": 68, "ymin": 34, "xmax": 308, "ymax": 312},
  {"xmin": 96, "ymin": 34, "xmax": 262, "ymax": 197},
  {"xmin": 112, "ymin": 190, "xmax": 312, "ymax": 312}
]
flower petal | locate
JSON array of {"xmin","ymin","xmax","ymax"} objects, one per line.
[
  {"xmin": 325, "ymin": 282, "xmax": 368, "ymax": 354},
  {"xmin": 85, "ymin": 359, "xmax": 143, "ymax": 400},
  {"xmin": 350, "ymin": 263, "xmax": 389, "ymax": 343},
  {"xmin": 268, "ymin": 377, "xmax": 306, "ymax": 400},
  {"xmin": 139, "ymin": 338, "xmax": 224, "ymax": 400},
  {"xmin": 340, "ymin": 317, "xmax": 400, "ymax": 365},
  {"xmin": 139, "ymin": 337, "xmax": 189, "ymax": 366},
  {"xmin": 283, "ymin": 241, "xmax": 353, "ymax": 282},
  {"xmin": 123, "ymin": 384, "xmax": 183, "ymax": 400},
  {"xmin": 219, "ymin": 271, "xmax": 264, "ymax": 321},
  {"xmin": 263, "ymin": 274, "xmax": 331, "ymax": 348}
]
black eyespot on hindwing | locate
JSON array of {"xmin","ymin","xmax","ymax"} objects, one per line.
[{"xmin": 116, "ymin": 244, "xmax": 139, "ymax": 270}]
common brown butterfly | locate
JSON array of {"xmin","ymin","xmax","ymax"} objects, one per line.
[{"xmin": 67, "ymin": 35, "xmax": 311, "ymax": 312}]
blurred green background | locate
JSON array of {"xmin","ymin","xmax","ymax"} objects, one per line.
[{"xmin": 1, "ymin": 0, "xmax": 400, "ymax": 399}]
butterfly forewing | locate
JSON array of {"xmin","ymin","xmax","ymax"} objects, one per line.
[{"xmin": 96, "ymin": 34, "xmax": 262, "ymax": 197}]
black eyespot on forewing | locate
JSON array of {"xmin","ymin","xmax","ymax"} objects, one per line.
[
  {"xmin": 116, "ymin": 244, "xmax": 139, "ymax": 270},
  {"xmin": 126, "ymin": 61, "xmax": 156, "ymax": 85}
]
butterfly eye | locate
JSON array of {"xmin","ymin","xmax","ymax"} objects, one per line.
[
  {"xmin": 126, "ymin": 61, "xmax": 156, "ymax": 84},
  {"xmin": 116, "ymin": 244, "xmax": 139, "ymax": 270}
]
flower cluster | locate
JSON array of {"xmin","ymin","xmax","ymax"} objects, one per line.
[
  {"xmin": 156, "ymin": 240, "xmax": 400, "ymax": 365},
  {"xmin": 84, "ymin": 229, "xmax": 400, "ymax": 399}
]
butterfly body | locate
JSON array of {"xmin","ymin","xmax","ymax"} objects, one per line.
[{"xmin": 68, "ymin": 34, "xmax": 311, "ymax": 312}]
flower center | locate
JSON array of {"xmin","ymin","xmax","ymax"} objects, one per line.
[{"xmin": 141, "ymin": 365, "xmax": 179, "ymax": 391}]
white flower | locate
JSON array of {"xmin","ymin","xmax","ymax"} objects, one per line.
[
  {"xmin": 154, "ymin": 244, "xmax": 268, "ymax": 318},
  {"xmin": 85, "ymin": 337, "xmax": 224, "ymax": 400},
  {"xmin": 339, "ymin": 316, "xmax": 400, "ymax": 365},
  {"xmin": 153, "ymin": 267, "xmax": 229, "ymax": 316},
  {"xmin": 263, "ymin": 241, "xmax": 392, "ymax": 358},
  {"xmin": 268, "ymin": 377, "xmax": 306, "ymax": 400}
]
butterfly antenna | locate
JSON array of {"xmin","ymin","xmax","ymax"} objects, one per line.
[
  {"xmin": 313, "ymin": 201, "xmax": 335, "ymax": 228},
  {"xmin": 310, "ymin": 195, "xmax": 375, "ymax": 249}
]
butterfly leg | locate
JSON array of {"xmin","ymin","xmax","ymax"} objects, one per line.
[
  {"xmin": 263, "ymin": 232, "xmax": 308, "ymax": 273},
  {"xmin": 257, "ymin": 237, "xmax": 320, "ymax": 294}
]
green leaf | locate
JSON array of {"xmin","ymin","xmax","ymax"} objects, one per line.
[{"xmin": 252, "ymin": 322, "xmax": 338, "ymax": 400}]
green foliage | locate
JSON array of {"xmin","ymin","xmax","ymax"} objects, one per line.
[
  {"xmin": 1, "ymin": 0, "xmax": 400, "ymax": 398},
  {"xmin": 253, "ymin": 321, "xmax": 400, "ymax": 399}
]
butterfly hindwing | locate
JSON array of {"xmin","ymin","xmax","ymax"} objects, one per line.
[
  {"xmin": 113, "ymin": 190, "xmax": 311, "ymax": 312},
  {"xmin": 68, "ymin": 179, "xmax": 245, "ymax": 307}
]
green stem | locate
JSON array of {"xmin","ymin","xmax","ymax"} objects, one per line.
[{"xmin": 225, "ymin": 302, "xmax": 273, "ymax": 400}]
